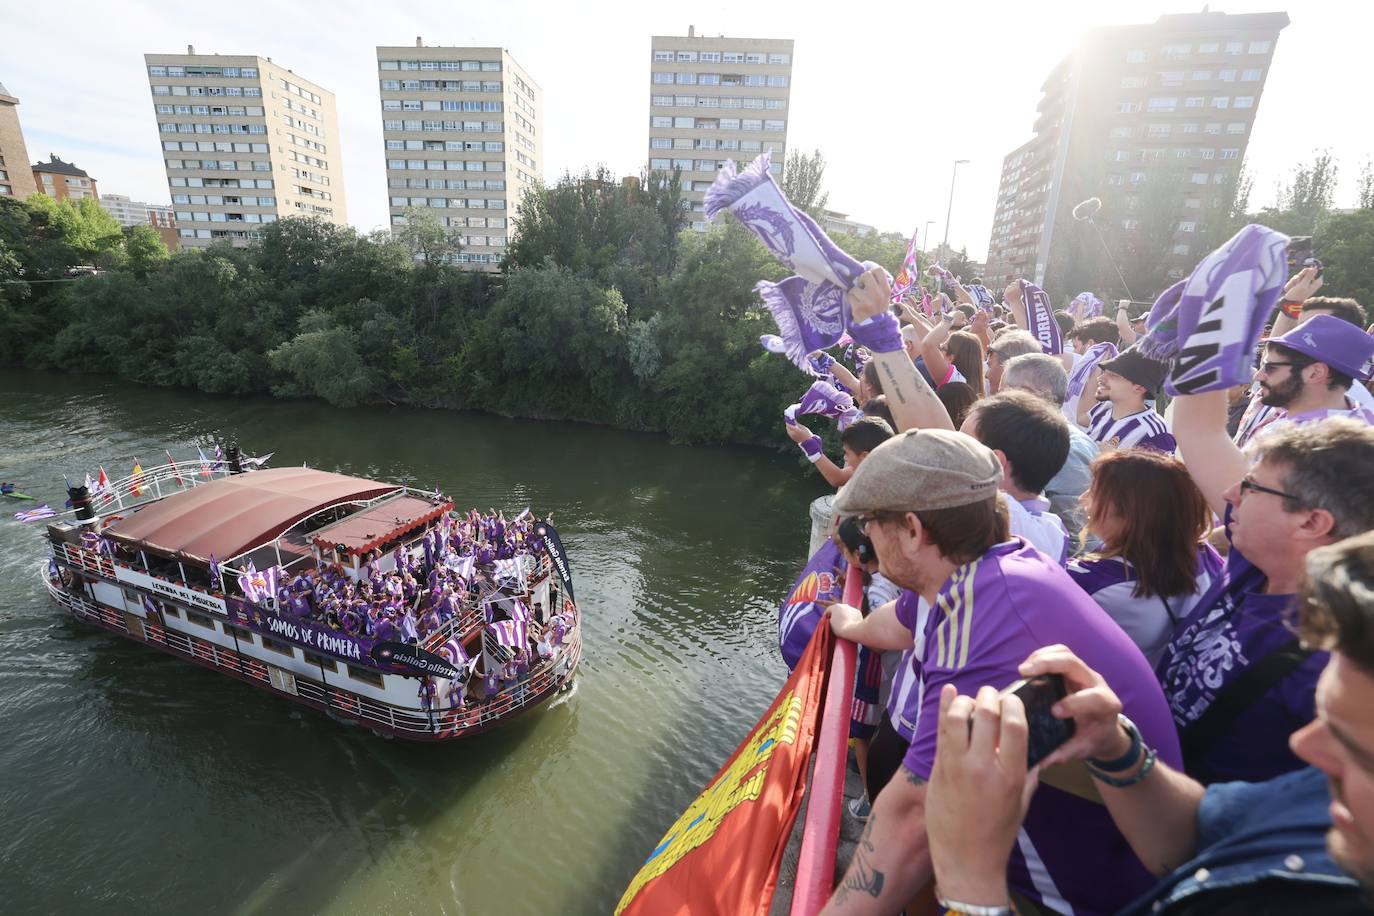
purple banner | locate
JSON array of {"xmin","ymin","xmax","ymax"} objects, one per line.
[
  {"xmin": 227, "ymin": 599, "xmax": 373, "ymax": 664},
  {"xmin": 777, "ymin": 539, "xmax": 846, "ymax": 670}
]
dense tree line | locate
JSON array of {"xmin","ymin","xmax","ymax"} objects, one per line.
[{"xmin": 0, "ymin": 167, "xmax": 903, "ymax": 446}]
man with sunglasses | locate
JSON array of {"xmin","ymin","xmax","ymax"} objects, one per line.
[
  {"xmin": 1165, "ymin": 391, "xmax": 1374, "ymax": 786},
  {"xmin": 1248, "ymin": 313, "xmax": 1374, "ymax": 435}
]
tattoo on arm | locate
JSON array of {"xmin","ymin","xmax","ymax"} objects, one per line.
[
  {"xmin": 904, "ymin": 768, "xmax": 927, "ymax": 787},
  {"xmin": 879, "ymin": 362, "xmax": 907, "ymax": 405},
  {"xmin": 832, "ymin": 811, "xmax": 885, "ymax": 905}
]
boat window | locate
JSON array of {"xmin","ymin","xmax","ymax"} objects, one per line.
[
  {"xmin": 261, "ymin": 637, "xmax": 296, "ymax": 657},
  {"xmin": 304, "ymin": 651, "xmax": 337, "ymax": 673},
  {"xmin": 186, "ymin": 610, "xmax": 213, "ymax": 628},
  {"xmin": 224, "ymin": 624, "xmax": 254, "ymax": 645},
  {"xmin": 347, "ymin": 665, "xmax": 384, "ymax": 688},
  {"xmin": 163, "ymin": 605, "xmax": 181, "ymax": 618}
]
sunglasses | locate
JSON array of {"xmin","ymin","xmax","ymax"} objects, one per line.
[
  {"xmin": 1238, "ymin": 476, "xmax": 1301, "ymax": 502},
  {"xmin": 1258, "ymin": 360, "xmax": 1302, "ymax": 374}
]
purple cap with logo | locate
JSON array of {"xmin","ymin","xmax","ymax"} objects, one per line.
[{"xmin": 1270, "ymin": 314, "xmax": 1374, "ymax": 380}]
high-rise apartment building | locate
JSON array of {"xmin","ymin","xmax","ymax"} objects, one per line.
[
  {"xmin": 0, "ymin": 81, "xmax": 38, "ymax": 199},
  {"xmin": 983, "ymin": 11, "xmax": 1289, "ymax": 300},
  {"xmin": 376, "ymin": 41, "xmax": 542, "ymax": 271},
  {"xmin": 144, "ymin": 48, "xmax": 348, "ymax": 248},
  {"xmin": 648, "ymin": 29, "xmax": 794, "ymax": 230},
  {"xmin": 101, "ymin": 193, "xmax": 161, "ymax": 227}
]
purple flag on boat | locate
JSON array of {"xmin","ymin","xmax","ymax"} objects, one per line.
[
  {"xmin": 488, "ymin": 619, "xmax": 528, "ymax": 649},
  {"xmin": 1137, "ymin": 224, "xmax": 1290, "ymax": 396},
  {"xmin": 494, "ymin": 557, "xmax": 526, "ymax": 588},
  {"xmin": 1020, "ymin": 279, "xmax": 1062, "ymax": 355},
  {"xmin": 438, "ymin": 635, "xmax": 471, "ymax": 670},
  {"xmin": 784, "ymin": 379, "xmax": 862, "ymax": 430},
  {"xmin": 14, "ymin": 504, "xmax": 57, "ymax": 522},
  {"xmin": 446, "ymin": 553, "xmax": 477, "ymax": 582},
  {"xmin": 777, "ymin": 539, "xmax": 846, "ymax": 670},
  {"xmin": 1066, "ymin": 341, "xmax": 1119, "ymax": 398}
]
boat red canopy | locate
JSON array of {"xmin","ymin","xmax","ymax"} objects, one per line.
[
  {"xmin": 104, "ymin": 468, "xmax": 401, "ymax": 561},
  {"xmin": 310, "ymin": 495, "xmax": 453, "ymax": 557}
]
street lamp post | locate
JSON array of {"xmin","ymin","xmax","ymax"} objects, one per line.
[
  {"xmin": 941, "ymin": 159, "xmax": 971, "ymax": 258},
  {"xmin": 923, "ymin": 219, "xmax": 936, "ymax": 252}
]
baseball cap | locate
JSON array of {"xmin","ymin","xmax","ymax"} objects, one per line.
[
  {"xmin": 1098, "ymin": 347, "xmax": 1169, "ymax": 395},
  {"xmin": 833, "ymin": 429, "xmax": 1002, "ymax": 515},
  {"xmin": 1269, "ymin": 313, "xmax": 1374, "ymax": 380}
]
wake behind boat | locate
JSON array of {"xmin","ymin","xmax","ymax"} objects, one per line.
[{"xmin": 39, "ymin": 453, "xmax": 580, "ymax": 741}]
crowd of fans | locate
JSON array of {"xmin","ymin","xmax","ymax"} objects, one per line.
[{"xmin": 772, "ymin": 258, "xmax": 1374, "ymax": 914}]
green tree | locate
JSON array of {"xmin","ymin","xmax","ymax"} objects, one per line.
[
  {"xmin": 267, "ymin": 309, "xmax": 380, "ymax": 407},
  {"xmin": 123, "ymin": 224, "xmax": 170, "ymax": 278},
  {"xmin": 780, "ymin": 149, "xmax": 829, "ymax": 218},
  {"xmin": 394, "ymin": 205, "xmax": 463, "ymax": 266},
  {"xmin": 24, "ymin": 195, "xmax": 124, "ymax": 263}
]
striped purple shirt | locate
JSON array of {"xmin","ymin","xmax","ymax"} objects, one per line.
[{"xmin": 1087, "ymin": 402, "xmax": 1176, "ymax": 453}]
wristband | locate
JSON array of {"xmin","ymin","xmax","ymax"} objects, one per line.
[
  {"xmin": 1088, "ymin": 715, "xmax": 1142, "ymax": 772},
  {"xmin": 1280, "ymin": 299, "xmax": 1303, "ymax": 319},
  {"xmin": 936, "ymin": 895, "xmax": 1015, "ymax": 916},
  {"xmin": 849, "ymin": 312, "xmax": 904, "ymax": 353},
  {"xmin": 799, "ymin": 436, "xmax": 824, "ymax": 462},
  {"xmin": 1088, "ymin": 745, "xmax": 1157, "ymax": 788}
]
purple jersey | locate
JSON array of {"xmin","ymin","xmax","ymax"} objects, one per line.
[
  {"xmin": 902, "ymin": 539, "xmax": 1181, "ymax": 916},
  {"xmin": 888, "ymin": 590, "xmax": 930, "ymax": 741},
  {"xmin": 1068, "ymin": 545, "xmax": 1223, "ymax": 667},
  {"xmin": 1155, "ymin": 511, "xmax": 1326, "ymax": 785},
  {"xmin": 1087, "ymin": 402, "xmax": 1177, "ymax": 453}
]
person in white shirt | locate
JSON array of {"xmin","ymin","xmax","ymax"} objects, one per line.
[{"xmin": 959, "ymin": 389, "xmax": 1071, "ymax": 564}]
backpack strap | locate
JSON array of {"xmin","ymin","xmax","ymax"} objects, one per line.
[{"xmin": 1179, "ymin": 637, "xmax": 1313, "ymax": 769}]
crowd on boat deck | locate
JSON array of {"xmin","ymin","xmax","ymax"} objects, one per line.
[
  {"xmin": 738, "ymin": 203, "xmax": 1374, "ymax": 913},
  {"xmin": 271, "ymin": 508, "xmax": 567, "ymax": 649}
]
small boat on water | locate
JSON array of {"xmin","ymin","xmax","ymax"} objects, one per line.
[{"xmin": 39, "ymin": 451, "xmax": 581, "ymax": 741}]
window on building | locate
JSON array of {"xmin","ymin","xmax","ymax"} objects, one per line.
[
  {"xmin": 1225, "ymin": 41, "xmax": 1243, "ymax": 54},
  {"xmin": 654, "ymin": 50, "xmax": 673, "ymax": 61},
  {"xmin": 673, "ymin": 116, "xmax": 693, "ymax": 128},
  {"xmin": 1120, "ymin": 77, "xmax": 1146, "ymax": 88},
  {"xmin": 766, "ymin": 75, "xmax": 788, "ymax": 87},
  {"xmin": 1248, "ymin": 41, "xmax": 1272, "ymax": 55},
  {"xmin": 1233, "ymin": 96, "xmax": 1255, "ymax": 108},
  {"xmin": 1199, "ymin": 41, "xmax": 1220, "ymax": 53},
  {"xmin": 653, "ymin": 72, "xmax": 674, "ymax": 84},
  {"xmin": 1173, "ymin": 244, "xmax": 1191, "ymax": 255},
  {"xmin": 675, "ymin": 95, "xmax": 695, "ymax": 107},
  {"xmin": 1191, "ymin": 70, "xmax": 1212, "ymax": 81},
  {"xmin": 1221, "ymin": 148, "xmax": 1240, "ymax": 159},
  {"xmin": 1184, "ymin": 96, "xmax": 1205, "ymax": 108},
  {"xmin": 1191, "ymin": 172, "xmax": 1209, "ymax": 184},
  {"xmin": 1147, "ymin": 97, "xmax": 1178, "ymax": 111}
]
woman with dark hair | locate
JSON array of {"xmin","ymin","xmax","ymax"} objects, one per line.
[
  {"xmin": 1068, "ymin": 449, "xmax": 1223, "ymax": 665},
  {"xmin": 935, "ymin": 381, "xmax": 978, "ymax": 430}
]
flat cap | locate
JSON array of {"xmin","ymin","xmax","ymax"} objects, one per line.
[{"xmin": 833, "ymin": 428, "xmax": 1002, "ymax": 515}]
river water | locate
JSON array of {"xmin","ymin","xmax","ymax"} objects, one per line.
[{"xmin": 0, "ymin": 369, "xmax": 826, "ymax": 915}]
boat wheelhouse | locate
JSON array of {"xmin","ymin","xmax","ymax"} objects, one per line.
[{"xmin": 41, "ymin": 458, "xmax": 581, "ymax": 741}]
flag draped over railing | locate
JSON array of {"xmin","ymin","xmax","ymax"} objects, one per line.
[{"xmin": 615, "ymin": 622, "xmax": 835, "ymax": 916}]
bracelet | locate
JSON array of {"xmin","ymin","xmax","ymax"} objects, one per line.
[
  {"xmin": 1280, "ymin": 299, "xmax": 1303, "ymax": 318},
  {"xmin": 936, "ymin": 894, "xmax": 1015, "ymax": 916},
  {"xmin": 1088, "ymin": 715, "xmax": 1142, "ymax": 772},
  {"xmin": 1088, "ymin": 744, "xmax": 1157, "ymax": 788}
]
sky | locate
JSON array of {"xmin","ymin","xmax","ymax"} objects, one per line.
[{"xmin": 4, "ymin": 0, "xmax": 1371, "ymax": 262}]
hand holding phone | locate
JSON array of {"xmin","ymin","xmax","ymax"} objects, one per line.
[{"xmin": 999, "ymin": 674, "xmax": 1075, "ymax": 768}]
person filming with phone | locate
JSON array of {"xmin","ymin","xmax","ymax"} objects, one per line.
[
  {"xmin": 820, "ymin": 425, "xmax": 1180, "ymax": 916},
  {"xmin": 925, "ymin": 530, "xmax": 1374, "ymax": 915}
]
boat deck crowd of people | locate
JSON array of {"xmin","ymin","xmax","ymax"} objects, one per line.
[{"xmin": 718, "ymin": 166, "xmax": 1374, "ymax": 915}]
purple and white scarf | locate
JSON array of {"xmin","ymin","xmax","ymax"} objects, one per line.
[
  {"xmin": 1071, "ymin": 292, "xmax": 1105, "ymax": 319},
  {"xmin": 966, "ymin": 284, "xmax": 997, "ymax": 314},
  {"xmin": 1066, "ymin": 341, "xmax": 1118, "ymax": 398},
  {"xmin": 1137, "ymin": 224, "xmax": 1289, "ymax": 396},
  {"xmin": 707, "ymin": 152, "xmax": 866, "ymax": 369},
  {"xmin": 784, "ymin": 379, "xmax": 863, "ymax": 430},
  {"xmin": 1020, "ymin": 279, "xmax": 1062, "ymax": 355}
]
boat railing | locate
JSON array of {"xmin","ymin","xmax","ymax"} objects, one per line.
[
  {"xmin": 51, "ymin": 540, "xmax": 117, "ymax": 580},
  {"xmin": 419, "ymin": 554, "xmax": 557, "ymax": 653},
  {"xmin": 44, "ymin": 563, "xmax": 581, "ymax": 738},
  {"xmin": 85, "ymin": 459, "xmax": 236, "ymax": 518}
]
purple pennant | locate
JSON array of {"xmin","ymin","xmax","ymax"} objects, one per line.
[
  {"xmin": 1137, "ymin": 224, "xmax": 1289, "ymax": 396},
  {"xmin": 1020, "ymin": 279, "xmax": 1062, "ymax": 355},
  {"xmin": 1066, "ymin": 341, "xmax": 1118, "ymax": 398},
  {"xmin": 784, "ymin": 379, "xmax": 862, "ymax": 430}
]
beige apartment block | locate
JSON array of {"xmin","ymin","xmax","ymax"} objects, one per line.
[
  {"xmin": 377, "ymin": 41, "xmax": 543, "ymax": 271},
  {"xmin": 145, "ymin": 48, "xmax": 348, "ymax": 248},
  {"xmin": 0, "ymin": 82, "xmax": 39, "ymax": 200},
  {"xmin": 648, "ymin": 29, "xmax": 794, "ymax": 230}
]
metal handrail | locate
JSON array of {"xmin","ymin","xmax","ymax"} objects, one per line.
[{"xmin": 790, "ymin": 564, "xmax": 862, "ymax": 916}]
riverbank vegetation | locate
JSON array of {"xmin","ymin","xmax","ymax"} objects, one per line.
[{"xmin": 1, "ymin": 153, "xmax": 1372, "ymax": 445}]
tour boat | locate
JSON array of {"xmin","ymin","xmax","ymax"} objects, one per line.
[{"xmin": 39, "ymin": 452, "xmax": 581, "ymax": 741}]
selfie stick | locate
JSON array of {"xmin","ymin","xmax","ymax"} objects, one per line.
[{"xmin": 1072, "ymin": 197, "xmax": 1135, "ymax": 303}]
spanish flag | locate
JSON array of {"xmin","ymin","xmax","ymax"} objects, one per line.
[
  {"xmin": 615, "ymin": 621, "xmax": 834, "ymax": 916},
  {"xmin": 130, "ymin": 460, "xmax": 145, "ymax": 496}
]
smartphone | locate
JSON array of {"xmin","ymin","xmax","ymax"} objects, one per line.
[
  {"xmin": 999, "ymin": 674, "xmax": 1074, "ymax": 768},
  {"xmin": 1287, "ymin": 236, "xmax": 1322, "ymax": 277}
]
